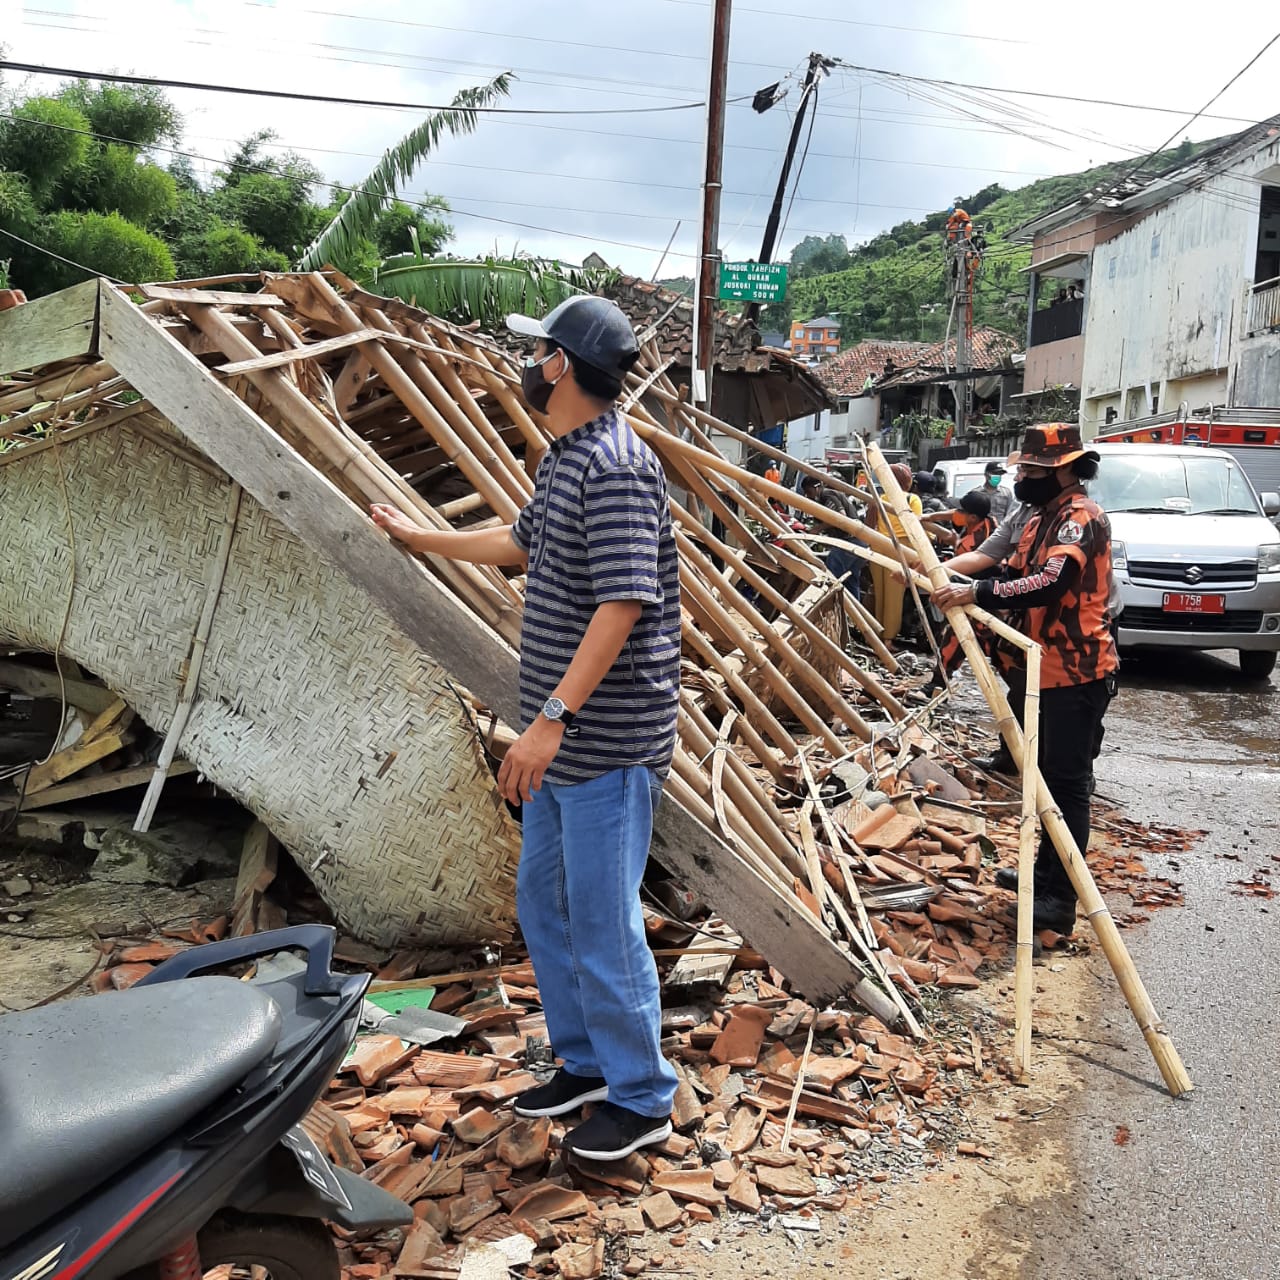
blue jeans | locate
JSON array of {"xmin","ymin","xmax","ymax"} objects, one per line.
[
  {"xmin": 517, "ymin": 765, "xmax": 678, "ymax": 1118},
  {"xmin": 827, "ymin": 545, "xmax": 862, "ymax": 601}
]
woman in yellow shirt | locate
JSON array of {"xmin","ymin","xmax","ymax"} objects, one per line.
[{"xmin": 869, "ymin": 463, "xmax": 923, "ymax": 643}]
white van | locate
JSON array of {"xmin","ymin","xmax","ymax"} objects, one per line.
[
  {"xmin": 1091, "ymin": 443, "xmax": 1280, "ymax": 679},
  {"xmin": 931, "ymin": 457, "xmax": 1005, "ymax": 503}
]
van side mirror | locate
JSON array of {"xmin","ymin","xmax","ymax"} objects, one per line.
[{"xmin": 1262, "ymin": 492, "xmax": 1280, "ymax": 517}]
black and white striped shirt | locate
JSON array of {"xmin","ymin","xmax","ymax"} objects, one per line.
[{"xmin": 511, "ymin": 408, "xmax": 680, "ymax": 784}]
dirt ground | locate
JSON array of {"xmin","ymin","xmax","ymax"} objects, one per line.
[{"xmin": 608, "ymin": 958, "xmax": 1100, "ymax": 1280}]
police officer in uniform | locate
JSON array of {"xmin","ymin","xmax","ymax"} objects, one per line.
[{"xmin": 934, "ymin": 424, "xmax": 1119, "ymax": 935}]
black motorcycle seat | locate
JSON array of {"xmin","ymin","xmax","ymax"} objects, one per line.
[{"xmin": 0, "ymin": 975, "xmax": 282, "ymax": 1251}]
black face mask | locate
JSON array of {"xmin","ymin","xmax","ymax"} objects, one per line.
[
  {"xmin": 1013, "ymin": 474, "xmax": 1063, "ymax": 507},
  {"xmin": 521, "ymin": 350, "xmax": 564, "ymax": 414}
]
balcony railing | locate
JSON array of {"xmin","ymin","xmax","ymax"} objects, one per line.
[
  {"xmin": 1028, "ymin": 297, "xmax": 1084, "ymax": 347},
  {"xmin": 1246, "ymin": 275, "xmax": 1280, "ymax": 335}
]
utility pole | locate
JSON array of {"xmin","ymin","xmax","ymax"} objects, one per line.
[
  {"xmin": 943, "ymin": 199, "xmax": 983, "ymax": 437},
  {"xmin": 691, "ymin": 0, "xmax": 733, "ymax": 408},
  {"xmin": 745, "ymin": 51, "xmax": 830, "ymax": 325}
]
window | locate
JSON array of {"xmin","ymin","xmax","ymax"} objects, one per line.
[
  {"xmin": 1150, "ymin": 232, "xmax": 1161, "ymax": 260},
  {"xmin": 1108, "ymin": 256, "xmax": 1117, "ymax": 280}
]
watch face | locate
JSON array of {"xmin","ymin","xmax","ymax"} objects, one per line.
[{"xmin": 543, "ymin": 697, "xmax": 566, "ymax": 720}]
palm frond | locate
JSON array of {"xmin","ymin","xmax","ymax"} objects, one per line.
[
  {"xmin": 369, "ymin": 255, "xmax": 618, "ymax": 329},
  {"xmin": 295, "ymin": 74, "xmax": 511, "ymax": 272}
]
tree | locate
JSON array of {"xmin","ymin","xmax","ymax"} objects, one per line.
[{"xmin": 0, "ymin": 98, "xmax": 91, "ymax": 200}]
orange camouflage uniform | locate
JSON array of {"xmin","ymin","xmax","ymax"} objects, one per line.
[
  {"xmin": 979, "ymin": 485, "xmax": 1119, "ymax": 689},
  {"xmin": 937, "ymin": 514, "xmax": 997, "ymax": 675}
]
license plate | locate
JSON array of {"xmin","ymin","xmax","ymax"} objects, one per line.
[{"xmin": 1162, "ymin": 592, "xmax": 1226, "ymax": 614}]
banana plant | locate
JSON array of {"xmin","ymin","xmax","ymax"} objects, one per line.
[
  {"xmin": 371, "ymin": 237, "xmax": 617, "ymax": 327},
  {"xmin": 295, "ymin": 74, "xmax": 512, "ymax": 273}
]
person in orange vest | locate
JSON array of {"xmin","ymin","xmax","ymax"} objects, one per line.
[
  {"xmin": 934, "ymin": 423, "xmax": 1119, "ymax": 936},
  {"xmin": 945, "ymin": 198, "xmax": 972, "ymax": 243},
  {"xmin": 763, "ymin": 463, "xmax": 782, "ymax": 486},
  {"xmin": 927, "ymin": 490, "xmax": 995, "ymax": 689}
]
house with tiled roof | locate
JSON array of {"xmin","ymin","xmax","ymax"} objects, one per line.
[
  {"xmin": 818, "ymin": 340, "xmax": 932, "ymax": 399},
  {"xmin": 809, "ymin": 328, "xmax": 1022, "ymax": 461}
]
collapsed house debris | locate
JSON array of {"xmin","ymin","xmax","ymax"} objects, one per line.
[{"xmin": 1, "ymin": 274, "xmax": 1197, "ymax": 1274}]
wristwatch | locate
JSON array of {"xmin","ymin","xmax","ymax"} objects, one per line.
[{"xmin": 540, "ymin": 696, "xmax": 578, "ymax": 735}]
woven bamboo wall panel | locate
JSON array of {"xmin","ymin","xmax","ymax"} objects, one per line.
[{"xmin": 0, "ymin": 416, "xmax": 521, "ymax": 946}]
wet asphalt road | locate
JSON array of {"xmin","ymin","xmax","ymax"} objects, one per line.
[{"xmin": 1037, "ymin": 648, "xmax": 1280, "ymax": 1279}]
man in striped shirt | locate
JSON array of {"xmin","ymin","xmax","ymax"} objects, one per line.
[{"xmin": 371, "ymin": 296, "xmax": 681, "ymax": 1162}]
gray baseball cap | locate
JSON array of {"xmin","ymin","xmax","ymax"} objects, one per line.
[{"xmin": 506, "ymin": 295, "xmax": 640, "ymax": 381}]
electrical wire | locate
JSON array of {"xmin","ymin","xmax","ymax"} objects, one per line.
[
  {"xmin": 0, "ymin": 225, "xmax": 128, "ymax": 285},
  {"xmin": 0, "ymin": 60, "xmax": 709, "ymax": 116}
]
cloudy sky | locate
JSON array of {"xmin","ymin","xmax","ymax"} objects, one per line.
[{"xmin": 5, "ymin": 0, "xmax": 1279, "ymax": 277}]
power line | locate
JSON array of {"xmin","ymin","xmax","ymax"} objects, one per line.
[
  {"xmin": 640, "ymin": 0, "xmax": 1031, "ymax": 45},
  {"xmin": 1074, "ymin": 30, "xmax": 1280, "ymax": 218},
  {"xmin": 0, "ymin": 224, "xmax": 128, "ymax": 283},
  {"xmin": 0, "ymin": 60, "xmax": 708, "ymax": 116},
  {"xmin": 823, "ymin": 59, "xmax": 1260, "ymax": 127}
]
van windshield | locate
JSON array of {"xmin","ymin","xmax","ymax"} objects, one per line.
[{"xmin": 1089, "ymin": 454, "xmax": 1261, "ymax": 516}]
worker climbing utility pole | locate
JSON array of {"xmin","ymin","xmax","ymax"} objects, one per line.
[
  {"xmin": 691, "ymin": 0, "xmax": 733, "ymax": 408},
  {"xmin": 944, "ymin": 198, "xmax": 984, "ymax": 435}
]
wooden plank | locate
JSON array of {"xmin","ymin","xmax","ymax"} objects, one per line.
[
  {"xmin": 232, "ymin": 819, "xmax": 279, "ymax": 937},
  {"xmin": 665, "ymin": 925, "xmax": 742, "ymax": 989},
  {"xmin": 25, "ymin": 731, "xmax": 127, "ymax": 794},
  {"xmin": 137, "ymin": 284, "xmax": 285, "ymax": 307},
  {"xmin": 96, "ymin": 281, "xmax": 871, "ymax": 1009},
  {"xmin": 0, "ymin": 661, "xmax": 118, "ymax": 715},
  {"xmin": 0, "ymin": 760, "xmax": 197, "ymax": 811},
  {"xmin": 214, "ymin": 327, "xmax": 388, "ymax": 376},
  {"xmin": 0, "ymin": 279, "xmax": 99, "ymax": 375}
]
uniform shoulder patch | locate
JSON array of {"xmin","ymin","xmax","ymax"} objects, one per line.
[{"xmin": 1056, "ymin": 519, "xmax": 1084, "ymax": 545}]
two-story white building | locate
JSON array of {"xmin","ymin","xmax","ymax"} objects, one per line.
[{"xmin": 1011, "ymin": 118, "xmax": 1280, "ymax": 436}]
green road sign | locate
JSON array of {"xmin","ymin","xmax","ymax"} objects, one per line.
[{"xmin": 718, "ymin": 262, "xmax": 788, "ymax": 304}]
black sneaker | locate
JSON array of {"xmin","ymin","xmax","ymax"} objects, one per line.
[
  {"xmin": 976, "ymin": 751, "xmax": 1016, "ymax": 775},
  {"xmin": 561, "ymin": 1102, "xmax": 673, "ymax": 1162},
  {"xmin": 513, "ymin": 1068, "xmax": 608, "ymax": 1118}
]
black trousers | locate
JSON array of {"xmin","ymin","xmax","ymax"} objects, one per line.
[{"xmin": 1001, "ymin": 669, "xmax": 1115, "ymax": 904}]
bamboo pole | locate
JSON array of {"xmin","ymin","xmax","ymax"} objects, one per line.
[
  {"xmin": 1014, "ymin": 645, "xmax": 1041, "ymax": 1082},
  {"xmin": 675, "ymin": 529, "xmax": 871, "ymax": 741},
  {"xmin": 840, "ymin": 588, "xmax": 901, "ymax": 673},
  {"xmin": 181, "ymin": 305, "xmax": 524, "ymax": 647},
  {"xmin": 864, "ymin": 443, "xmax": 1193, "ymax": 1098},
  {"xmin": 630, "ymin": 374, "xmax": 877, "ymax": 508},
  {"xmin": 273, "ymin": 274, "xmax": 523, "ymax": 522},
  {"xmin": 676, "ymin": 509, "xmax": 906, "ymax": 721},
  {"xmin": 678, "ymin": 563, "xmax": 844, "ymax": 755},
  {"xmin": 351, "ymin": 305, "xmax": 534, "ymax": 506},
  {"xmin": 0, "ymin": 360, "xmax": 117, "ymax": 414},
  {"xmin": 666, "ymin": 741, "xmax": 798, "ymax": 889},
  {"xmin": 680, "ymin": 697, "xmax": 807, "ymax": 880},
  {"xmin": 679, "ymin": 617, "xmax": 800, "ymax": 760},
  {"xmin": 133, "ymin": 482, "xmax": 242, "ymax": 832},
  {"xmin": 686, "ymin": 662, "xmax": 787, "ymax": 784}
]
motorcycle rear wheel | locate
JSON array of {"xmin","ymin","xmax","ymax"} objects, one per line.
[{"xmin": 197, "ymin": 1212, "xmax": 339, "ymax": 1280}]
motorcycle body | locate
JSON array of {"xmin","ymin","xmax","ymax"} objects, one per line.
[{"xmin": 0, "ymin": 924, "xmax": 412, "ymax": 1280}]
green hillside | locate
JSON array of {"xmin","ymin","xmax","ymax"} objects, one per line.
[{"xmin": 782, "ymin": 138, "xmax": 1209, "ymax": 345}]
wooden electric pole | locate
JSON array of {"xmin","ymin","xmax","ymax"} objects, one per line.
[{"xmin": 692, "ymin": 0, "xmax": 733, "ymax": 408}]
